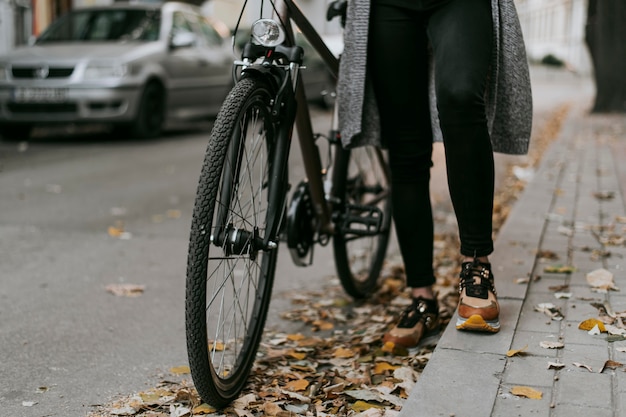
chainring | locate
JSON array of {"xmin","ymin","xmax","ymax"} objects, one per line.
[{"xmin": 286, "ymin": 181, "xmax": 316, "ymax": 266}]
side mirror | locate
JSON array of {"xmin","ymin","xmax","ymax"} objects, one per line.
[{"xmin": 169, "ymin": 31, "xmax": 196, "ymax": 49}]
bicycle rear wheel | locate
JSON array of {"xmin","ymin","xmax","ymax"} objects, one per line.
[
  {"xmin": 185, "ymin": 77, "xmax": 279, "ymax": 408},
  {"xmin": 332, "ymin": 146, "xmax": 392, "ymax": 299}
]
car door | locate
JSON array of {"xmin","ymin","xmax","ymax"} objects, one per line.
[
  {"xmin": 193, "ymin": 15, "xmax": 234, "ymax": 115},
  {"xmin": 163, "ymin": 10, "xmax": 231, "ymax": 120}
]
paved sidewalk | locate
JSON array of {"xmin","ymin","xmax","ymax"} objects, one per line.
[{"xmin": 400, "ymin": 83, "xmax": 626, "ymax": 415}]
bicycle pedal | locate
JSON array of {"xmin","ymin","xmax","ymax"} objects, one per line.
[{"xmin": 341, "ymin": 204, "xmax": 383, "ymax": 237}]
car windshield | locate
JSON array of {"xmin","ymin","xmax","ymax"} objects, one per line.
[{"xmin": 36, "ymin": 9, "xmax": 161, "ymax": 43}]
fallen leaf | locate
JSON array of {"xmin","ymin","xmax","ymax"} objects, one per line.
[
  {"xmin": 535, "ymin": 303, "xmax": 564, "ymax": 321},
  {"xmin": 284, "ymin": 379, "xmax": 309, "ymax": 392},
  {"xmin": 549, "ymin": 284, "xmax": 570, "ymax": 292},
  {"xmin": 167, "ymin": 209, "xmax": 182, "ymax": 219},
  {"xmin": 312, "ymin": 320, "xmax": 334, "ymax": 331},
  {"xmin": 554, "ymin": 292, "xmax": 572, "ymax": 299},
  {"xmin": 506, "ymin": 345, "xmax": 528, "ymax": 357},
  {"xmin": 547, "ymin": 361, "xmax": 565, "ymax": 370},
  {"xmin": 22, "ymin": 401, "xmax": 37, "ymax": 407},
  {"xmin": 381, "ymin": 341, "xmax": 395, "ymax": 353},
  {"xmin": 589, "ymin": 325, "xmax": 603, "ymax": 335},
  {"xmin": 169, "ymin": 366, "xmax": 190, "ymax": 375},
  {"xmin": 540, "ymin": 341, "xmax": 564, "ymax": 349},
  {"xmin": 544, "ymin": 265, "xmax": 576, "ymax": 274},
  {"xmin": 209, "ymin": 341, "xmax": 225, "ymax": 351},
  {"xmin": 510, "ymin": 386, "xmax": 542, "ymax": 399},
  {"xmin": 334, "ymin": 347, "xmax": 356, "ymax": 358},
  {"xmin": 373, "ymin": 362, "xmax": 398, "ymax": 374},
  {"xmin": 593, "ymin": 190, "xmax": 615, "ymax": 200},
  {"xmin": 262, "ymin": 402, "xmax": 282, "ymax": 416},
  {"xmin": 105, "ymin": 283, "xmax": 145, "ymax": 297},
  {"xmin": 579, "ymin": 318, "xmax": 607, "ymax": 332},
  {"xmin": 108, "ymin": 405, "xmax": 137, "ymax": 416},
  {"xmin": 587, "ymin": 269, "xmax": 619, "ymax": 291},
  {"xmin": 573, "ymin": 362, "xmax": 593, "ymax": 372},
  {"xmin": 169, "ymin": 404, "xmax": 191, "ymax": 417},
  {"xmin": 607, "ymin": 335, "xmax": 626, "ymax": 342},
  {"xmin": 107, "ymin": 222, "xmax": 132, "ymax": 240},
  {"xmin": 600, "ymin": 360, "xmax": 623, "ymax": 373},
  {"xmin": 193, "ymin": 403, "xmax": 217, "ymax": 415},
  {"xmin": 536, "ymin": 249, "xmax": 559, "ymax": 260},
  {"xmin": 351, "ymin": 400, "xmax": 385, "ymax": 412}
]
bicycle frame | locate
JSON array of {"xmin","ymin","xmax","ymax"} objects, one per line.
[{"xmin": 274, "ymin": 0, "xmax": 340, "ymax": 236}]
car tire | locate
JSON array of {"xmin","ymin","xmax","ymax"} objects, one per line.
[
  {"xmin": 129, "ymin": 82, "xmax": 165, "ymax": 139},
  {"xmin": 0, "ymin": 124, "xmax": 31, "ymax": 141}
]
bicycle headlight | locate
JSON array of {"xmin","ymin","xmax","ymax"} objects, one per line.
[{"xmin": 251, "ymin": 19, "xmax": 285, "ymax": 47}]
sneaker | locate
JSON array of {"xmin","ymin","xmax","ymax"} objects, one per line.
[
  {"xmin": 383, "ymin": 297, "xmax": 439, "ymax": 348},
  {"xmin": 455, "ymin": 259, "xmax": 500, "ymax": 333}
]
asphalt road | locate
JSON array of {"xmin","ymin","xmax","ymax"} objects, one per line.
[
  {"xmin": 0, "ymin": 108, "xmax": 357, "ymax": 417},
  {"xmin": 0, "ymin": 65, "xmax": 592, "ymax": 417}
]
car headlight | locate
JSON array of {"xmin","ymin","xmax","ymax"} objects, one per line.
[{"xmin": 84, "ymin": 63, "xmax": 132, "ymax": 79}]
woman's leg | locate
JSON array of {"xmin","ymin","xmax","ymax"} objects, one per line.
[
  {"xmin": 368, "ymin": 3, "xmax": 440, "ymax": 347},
  {"xmin": 368, "ymin": 3, "xmax": 435, "ymax": 292},
  {"xmin": 428, "ymin": 0, "xmax": 501, "ymax": 333},
  {"xmin": 428, "ymin": 0, "xmax": 494, "ymax": 259}
]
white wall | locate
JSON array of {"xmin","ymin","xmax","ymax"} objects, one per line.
[
  {"xmin": 515, "ymin": 0, "xmax": 592, "ymax": 74},
  {"xmin": 0, "ymin": 0, "xmax": 15, "ymax": 55}
]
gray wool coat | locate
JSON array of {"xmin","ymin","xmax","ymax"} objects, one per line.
[{"xmin": 337, "ymin": 0, "xmax": 533, "ymax": 155}]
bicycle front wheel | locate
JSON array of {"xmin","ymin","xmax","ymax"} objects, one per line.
[
  {"xmin": 332, "ymin": 146, "xmax": 392, "ymax": 299},
  {"xmin": 185, "ymin": 77, "xmax": 279, "ymax": 408}
]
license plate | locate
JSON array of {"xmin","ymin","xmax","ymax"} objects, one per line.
[{"xmin": 13, "ymin": 87, "xmax": 68, "ymax": 103}]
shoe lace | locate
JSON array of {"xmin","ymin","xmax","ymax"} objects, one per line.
[
  {"xmin": 397, "ymin": 298, "xmax": 437, "ymax": 329},
  {"xmin": 459, "ymin": 259, "xmax": 496, "ymax": 300}
]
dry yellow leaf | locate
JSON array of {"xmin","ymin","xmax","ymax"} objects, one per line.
[
  {"xmin": 284, "ymin": 379, "xmax": 309, "ymax": 392},
  {"xmin": 296, "ymin": 336, "xmax": 323, "ymax": 347},
  {"xmin": 108, "ymin": 225, "xmax": 124, "ymax": 237},
  {"xmin": 170, "ymin": 365, "xmax": 190, "ymax": 375},
  {"xmin": 287, "ymin": 350, "xmax": 307, "ymax": 360},
  {"xmin": 351, "ymin": 400, "xmax": 385, "ymax": 412},
  {"xmin": 506, "ymin": 345, "xmax": 528, "ymax": 357},
  {"xmin": 209, "ymin": 341, "xmax": 225, "ymax": 351},
  {"xmin": 312, "ymin": 320, "xmax": 334, "ymax": 330},
  {"xmin": 510, "ymin": 386, "xmax": 543, "ymax": 399},
  {"xmin": 287, "ymin": 333, "xmax": 305, "ymax": 341},
  {"xmin": 578, "ymin": 318, "xmax": 607, "ymax": 332},
  {"xmin": 333, "ymin": 347, "xmax": 355, "ymax": 358},
  {"xmin": 381, "ymin": 341, "xmax": 396, "ymax": 353},
  {"xmin": 193, "ymin": 403, "xmax": 217, "ymax": 415},
  {"xmin": 373, "ymin": 362, "xmax": 398, "ymax": 374}
]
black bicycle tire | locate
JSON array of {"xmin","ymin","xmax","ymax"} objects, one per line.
[
  {"xmin": 185, "ymin": 77, "xmax": 279, "ymax": 408},
  {"xmin": 332, "ymin": 146, "xmax": 392, "ymax": 299}
]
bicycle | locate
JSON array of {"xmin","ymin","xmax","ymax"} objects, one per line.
[{"xmin": 185, "ymin": 0, "xmax": 392, "ymax": 408}]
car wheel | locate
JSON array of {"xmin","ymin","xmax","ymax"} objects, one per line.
[
  {"xmin": 130, "ymin": 82, "xmax": 165, "ymax": 139},
  {"xmin": 0, "ymin": 124, "xmax": 31, "ymax": 141}
]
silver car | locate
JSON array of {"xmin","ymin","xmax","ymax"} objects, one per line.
[{"xmin": 0, "ymin": 1, "xmax": 234, "ymax": 139}]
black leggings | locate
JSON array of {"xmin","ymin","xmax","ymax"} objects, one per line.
[{"xmin": 368, "ymin": 0, "xmax": 494, "ymax": 288}]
